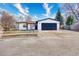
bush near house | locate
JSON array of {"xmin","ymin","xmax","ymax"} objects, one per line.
[{"xmin": 66, "ymin": 15, "xmax": 74, "ymax": 30}]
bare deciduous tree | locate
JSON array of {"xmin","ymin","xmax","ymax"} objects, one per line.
[
  {"xmin": 26, "ymin": 16, "xmax": 32, "ymax": 22},
  {"xmin": 61, "ymin": 3, "xmax": 79, "ymax": 31},
  {"xmin": 0, "ymin": 11, "xmax": 16, "ymax": 31},
  {"xmin": 61, "ymin": 3, "xmax": 79, "ymax": 21}
]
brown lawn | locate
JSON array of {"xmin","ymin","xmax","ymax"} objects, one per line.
[{"xmin": 0, "ymin": 30, "xmax": 79, "ymax": 56}]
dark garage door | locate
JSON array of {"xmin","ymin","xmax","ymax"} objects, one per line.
[{"xmin": 42, "ymin": 23, "xmax": 57, "ymax": 30}]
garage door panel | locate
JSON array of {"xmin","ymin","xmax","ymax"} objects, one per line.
[{"xmin": 42, "ymin": 23, "xmax": 57, "ymax": 30}]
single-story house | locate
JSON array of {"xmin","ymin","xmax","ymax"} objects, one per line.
[
  {"xmin": 16, "ymin": 21, "xmax": 36, "ymax": 30},
  {"xmin": 16, "ymin": 18, "xmax": 60, "ymax": 31}
]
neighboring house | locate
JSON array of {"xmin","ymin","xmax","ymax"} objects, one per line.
[
  {"xmin": 16, "ymin": 18, "xmax": 60, "ymax": 31},
  {"xmin": 71, "ymin": 21, "xmax": 79, "ymax": 31}
]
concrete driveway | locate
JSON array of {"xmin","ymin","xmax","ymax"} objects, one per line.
[{"xmin": 0, "ymin": 30, "xmax": 79, "ymax": 56}]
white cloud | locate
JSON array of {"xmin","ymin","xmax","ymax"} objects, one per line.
[
  {"xmin": 43, "ymin": 3, "xmax": 53, "ymax": 17},
  {"xmin": 34, "ymin": 15, "xmax": 39, "ymax": 19},
  {"xmin": 29, "ymin": 15, "xmax": 38, "ymax": 21},
  {"xmin": 50, "ymin": 14, "xmax": 56, "ymax": 19},
  {"xmin": 0, "ymin": 8, "xmax": 10, "ymax": 16},
  {"xmin": 14, "ymin": 3, "xmax": 29, "ymax": 16},
  {"xmin": 24, "ymin": 8, "xmax": 29, "ymax": 13}
]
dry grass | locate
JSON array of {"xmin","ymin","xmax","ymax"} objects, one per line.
[
  {"xmin": 0, "ymin": 30, "xmax": 79, "ymax": 56},
  {"xmin": 2, "ymin": 30, "xmax": 38, "ymax": 38}
]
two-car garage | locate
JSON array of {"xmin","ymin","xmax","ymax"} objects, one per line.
[
  {"xmin": 37, "ymin": 18, "xmax": 60, "ymax": 31},
  {"xmin": 42, "ymin": 23, "xmax": 57, "ymax": 30}
]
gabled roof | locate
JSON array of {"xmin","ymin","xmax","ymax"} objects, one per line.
[{"xmin": 37, "ymin": 18, "xmax": 57, "ymax": 22}]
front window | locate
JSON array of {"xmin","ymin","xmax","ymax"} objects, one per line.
[{"xmin": 23, "ymin": 25, "xmax": 27, "ymax": 27}]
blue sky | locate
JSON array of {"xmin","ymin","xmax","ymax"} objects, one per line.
[{"xmin": 0, "ymin": 3, "xmax": 62, "ymax": 20}]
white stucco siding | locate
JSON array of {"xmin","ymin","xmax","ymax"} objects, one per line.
[
  {"xmin": 28, "ymin": 24, "xmax": 35, "ymax": 30},
  {"xmin": 37, "ymin": 19, "xmax": 60, "ymax": 31},
  {"xmin": 16, "ymin": 24, "xmax": 19, "ymax": 30},
  {"xmin": 18, "ymin": 23, "xmax": 27, "ymax": 30},
  {"xmin": 57, "ymin": 22, "xmax": 60, "ymax": 30},
  {"xmin": 28, "ymin": 24, "xmax": 30, "ymax": 30}
]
